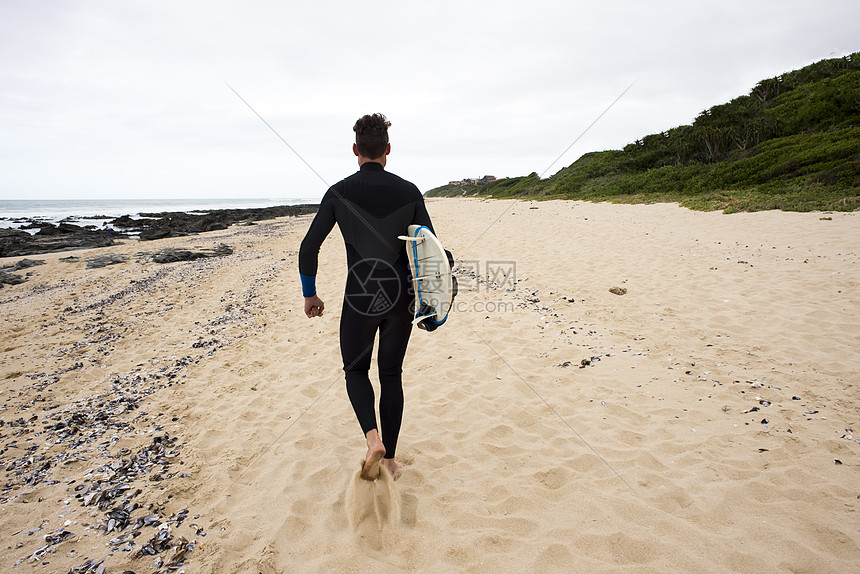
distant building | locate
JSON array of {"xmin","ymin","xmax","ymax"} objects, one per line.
[{"xmin": 450, "ymin": 175, "xmax": 498, "ymax": 186}]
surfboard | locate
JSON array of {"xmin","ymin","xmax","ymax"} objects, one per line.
[{"xmin": 398, "ymin": 225, "xmax": 455, "ymax": 330}]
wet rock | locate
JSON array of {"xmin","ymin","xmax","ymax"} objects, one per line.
[
  {"xmin": 0, "ymin": 232, "xmax": 28, "ymax": 262},
  {"xmin": 138, "ymin": 226, "xmax": 173, "ymax": 241},
  {"xmin": 0, "ymin": 224, "xmax": 120, "ymax": 257},
  {"xmin": 109, "ymin": 214, "xmax": 158, "ymax": 231},
  {"xmin": 112, "ymin": 204, "xmax": 319, "ymax": 241}
]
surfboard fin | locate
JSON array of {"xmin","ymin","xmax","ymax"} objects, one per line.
[{"xmin": 414, "ymin": 303, "xmax": 442, "ymax": 331}]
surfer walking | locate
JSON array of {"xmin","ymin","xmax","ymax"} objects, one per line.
[{"xmin": 299, "ymin": 113, "xmax": 435, "ymax": 480}]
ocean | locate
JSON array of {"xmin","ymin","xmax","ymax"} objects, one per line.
[{"xmin": 0, "ymin": 198, "xmax": 318, "ymax": 230}]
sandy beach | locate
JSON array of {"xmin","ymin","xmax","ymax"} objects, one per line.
[{"xmin": 1, "ymin": 198, "xmax": 858, "ymax": 573}]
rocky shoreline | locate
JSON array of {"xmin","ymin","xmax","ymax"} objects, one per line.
[{"xmin": 0, "ymin": 204, "xmax": 319, "ymax": 258}]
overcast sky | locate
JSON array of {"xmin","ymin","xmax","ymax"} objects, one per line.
[{"xmin": 1, "ymin": 0, "xmax": 857, "ymax": 201}]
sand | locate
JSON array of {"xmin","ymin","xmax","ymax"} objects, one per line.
[{"xmin": 1, "ymin": 198, "xmax": 858, "ymax": 573}]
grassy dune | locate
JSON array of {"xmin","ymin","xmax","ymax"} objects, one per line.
[{"xmin": 427, "ymin": 53, "xmax": 860, "ymax": 213}]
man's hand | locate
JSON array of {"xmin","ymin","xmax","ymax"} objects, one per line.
[{"xmin": 304, "ymin": 295, "xmax": 325, "ymax": 318}]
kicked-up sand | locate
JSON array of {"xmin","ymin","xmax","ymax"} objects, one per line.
[{"xmin": 0, "ymin": 198, "xmax": 858, "ymax": 572}]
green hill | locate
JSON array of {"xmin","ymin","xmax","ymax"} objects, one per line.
[{"xmin": 426, "ymin": 53, "xmax": 860, "ymax": 212}]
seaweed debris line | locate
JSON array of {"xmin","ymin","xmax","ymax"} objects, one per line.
[{"xmin": 0, "ymin": 220, "xmax": 287, "ymax": 572}]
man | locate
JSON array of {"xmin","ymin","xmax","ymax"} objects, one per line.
[{"xmin": 299, "ymin": 113, "xmax": 435, "ymax": 481}]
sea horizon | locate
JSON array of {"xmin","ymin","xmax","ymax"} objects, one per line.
[{"xmin": 0, "ymin": 197, "xmax": 319, "ymax": 230}]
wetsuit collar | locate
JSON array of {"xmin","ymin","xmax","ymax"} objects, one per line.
[{"xmin": 360, "ymin": 162, "xmax": 385, "ymax": 172}]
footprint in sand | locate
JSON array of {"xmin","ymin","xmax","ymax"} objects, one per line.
[{"xmin": 345, "ymin": 465, "xmax": 401, "ymax": 549}]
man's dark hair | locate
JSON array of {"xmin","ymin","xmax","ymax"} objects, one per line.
[{"xmin": 353, "ymin": 113, "xmax": 391, "ymax": 159}]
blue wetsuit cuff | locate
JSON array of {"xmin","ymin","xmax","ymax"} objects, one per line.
[{"xmin": 300, "ymin": 273, "xmax": 317, "ymax": 297}]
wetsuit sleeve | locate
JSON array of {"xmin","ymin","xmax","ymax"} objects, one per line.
[
  {"xmin": 298, "ymin": 190, "xmax": 337, "ymax": 296},
  {"xmin": 413, "ymin": 194, "xmax": 435, "ymax": 235}
]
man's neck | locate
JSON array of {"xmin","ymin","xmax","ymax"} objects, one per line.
[{"xmin": 358, "ymin": 155, "xmax": 386, "ymax": 168}]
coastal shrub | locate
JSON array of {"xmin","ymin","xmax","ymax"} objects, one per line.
[{"xmin": 425, "ymin": 52, "xmax": 860, "ymax": 213}]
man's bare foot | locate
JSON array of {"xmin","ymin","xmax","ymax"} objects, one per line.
[
  {"xmin": 360, "ymin": 430, "xmax": 385, "ymax": 481},
  {"xmin": 381, "ymin": 458, "xmax": 403, "ymax": 480}
]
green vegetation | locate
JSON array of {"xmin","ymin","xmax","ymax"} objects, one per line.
[{"xmin": 426, "ymin": 53, "xmax": 860, "ymax": 212}]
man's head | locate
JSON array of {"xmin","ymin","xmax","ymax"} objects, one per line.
[{"xmin": 353, "ymin": 113, "xmax": 391, "ymax": 161}]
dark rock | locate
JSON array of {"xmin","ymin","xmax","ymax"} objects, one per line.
[
  {"xmin": 0, "ymin": 271, "xmax": 27, "ymax": 287},
  {"xmin": 109, "ymin": 214, "xmax": 158, "ymax": 230},
  {"xmin": 86, "ymin": 254, "xmax": 129, "ymax": 269},
  {"xmin": 11, "ymin": 258, "xmax": 46, "ymax": 271},
  {"xmin": 3, "ymin": 204, "xmax": 318, "ymax": 256},
  {"xmin": 132, "ymin": 204, "xmax": 318, "ymax": 241},
  {"xmin": 0, "ymin": 228, "xmax": 31, "ymax": 255},
  {"xmin": 35, "ymin": 222, "xmax": 82, "ymax": 236},
  {"xmin": 138, "ymin": 226, "xmax": 173, "ymax": 241},
  {"xmin": 18, "ymin": 221, "xmax": 47, "ymax": 230},
  {"xmin": 0, "ymin": 224, "xmax": 121, "ymax": 258},
  {"xmin": 150, "ymin": 243, "xmax": 233, "ymax": 264}
]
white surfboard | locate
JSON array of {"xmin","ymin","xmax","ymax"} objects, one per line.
[{"xmin": 398, "ymin": 225, "xmax": 454, "ymax": 329}]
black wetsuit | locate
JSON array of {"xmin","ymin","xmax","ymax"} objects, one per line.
[{"xmin": 298, "ymin": 161, "xmax": 434, "ymax": 459}]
